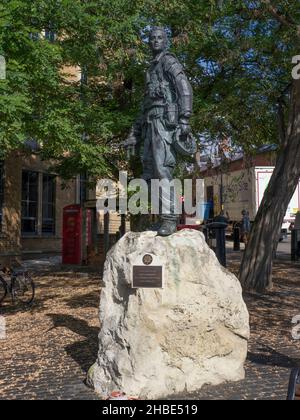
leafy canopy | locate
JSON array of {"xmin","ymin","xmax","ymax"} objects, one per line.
[{"xmin": 0, "ymin": 0, "xmax": 299, "ymax": 179}]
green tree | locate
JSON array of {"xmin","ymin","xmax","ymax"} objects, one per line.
[
  {"xmin": 1, "ymin": 0, "xmax": 299, "ymax": 290},
  {"xmin": 0, "ymin": 0, "xmax": 138, "ymax": 180},
  {"xmin": 236, "ymin": 1, "xmax": 300, "ymax": 291},
  {"xmin": 133, "ymin": 0, "xmax": 300, "ymax": 291}
]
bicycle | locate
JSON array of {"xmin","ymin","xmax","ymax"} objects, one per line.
[
  {"xmin": 287, "ymin": 368, "xmax": 300, "ymax": 400},
  {"xmin": 0, "ymin": 267, "xmax": 35, "ymax": 306}
]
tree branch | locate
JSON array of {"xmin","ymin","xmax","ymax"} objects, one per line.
[
  {"xmin": 261, "ymin": 0, "xmax": 298, "ymax": 30},
  {"xmin": 277, "ymin": 99, "xmax": 286, "ymax": 146},
  {"xmin": 277, "ymin": 83, "xmax": 291, "ymax": 147}
]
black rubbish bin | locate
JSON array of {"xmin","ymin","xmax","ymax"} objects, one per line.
[
  {"xmin": 206, "ymin": 219, "xmax": 228, "ymax": 267},
  {"xmin": 291, "ymin": 229, "xmax": 300, "ymax": 261}
]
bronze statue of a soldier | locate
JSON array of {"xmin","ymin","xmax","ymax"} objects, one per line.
[{"xmin": 125, "ymin": 26, "xmax": 194, "ymax": 236}]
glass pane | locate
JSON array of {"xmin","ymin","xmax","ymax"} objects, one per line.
[
  {"xmin": 29, "ymin": 180, "xmax": 38, "ymax": 201},
  {"xmin": 22, "ymin": 219, "xmax": 36, "ymax": 234},
  {"xmin": 22, "ymin": 171, "xmax": 38, "ymax": 234},
  {"xmin": 47, "ymin": 204, "xmax": 54, "ymax": 218},
  {"xmin": 21, "ymin": 202, "xmax": 28, "ymax": 217},
  {"xmin": 29, "ymin": 203, "xmax": 37, "ymax": 218},
  {"xmin": 42, "ymin": 174, "xmax": 55, "ymax": 235},
  {"xmin": 22, "ymin": 173, "xmax": 28, "ymax": 200},
  {"xmin": 42, "ymin": 220, "xmax": 55, "ymax": 234}
]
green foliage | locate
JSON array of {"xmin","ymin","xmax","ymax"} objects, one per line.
[{"xmin": 0, "ymin": 0, "xmax": 299, "ymax": 178}]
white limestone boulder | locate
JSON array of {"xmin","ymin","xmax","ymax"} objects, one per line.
[{"xmin": 88, "ymin": 229, "xmax": 249, "ymax": 399}]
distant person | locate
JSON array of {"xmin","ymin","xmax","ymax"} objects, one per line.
[
  {"xmin": 208, "ymin": 200, "xmax": 214, "ymax": 219},
  {"xmin": 241, "ymin": 210, "xmax": 251, "ymax": 245},
  {"xmin": 289, "ymin": 221, "xmax": 295, "ymax": 232},
  {"xmin": 226, "ymin": 211, "xmax": 230, "ymax": 222}
]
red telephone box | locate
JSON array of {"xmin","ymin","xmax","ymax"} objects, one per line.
[{"xmin": 62, "ymin": 205, "xmax": 82, "ymax": 265}]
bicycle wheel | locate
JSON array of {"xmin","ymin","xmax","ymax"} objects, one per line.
[
  {"xmin": 0, "ymin": 276, "xmax": 7, "ymax": 305},
  {"xmin": 12, "ymin": 273, "xmax": 35, "ymax": 305}
]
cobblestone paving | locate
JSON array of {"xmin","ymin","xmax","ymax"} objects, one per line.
[
  {"xmin": 0, "ymin": 257, "xmax": 299, "ymax": 400},
  {"xmin": 0, "ymin": 270, "xmax": 101, "ymax": 400}
]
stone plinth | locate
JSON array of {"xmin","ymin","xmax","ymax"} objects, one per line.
[{"xmin": 88, "ymin": 230, "xmax": 249, "ymax": 399}]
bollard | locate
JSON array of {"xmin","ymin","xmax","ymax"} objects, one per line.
[
  {"xmin": 233, "ymin": 226, "xmax": 241, "ymax": 251},
  {"xmin": 202, "ymin": 226, "xmax": 209, "ymax": 244},
  {"xmin": 207, "ymin": 221, "xmax": 227, "ymax": 267},
  {"xmin": 104, "ymin": 211, "xmax": 110, "ymax": 258},
  {"xmin": 291, "ymin": 229, "xmax": 300, "ymax": 261}
]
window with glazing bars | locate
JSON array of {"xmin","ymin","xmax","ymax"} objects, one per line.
[
  {"xmin": 21, "ymin": 171, "xmax": 38, "ymax": 234},
  {"xmin": 42, "ymin": 174, "xmax": 56, "ymax": 235}
]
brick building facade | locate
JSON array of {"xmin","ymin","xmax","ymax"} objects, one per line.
[
  {"xmin": 0, "ymin": 152, "xmax": 131, "ymax": 268},
  {"xmin": 0, "ymin": 153, "xmax": 78, "ymax": 266}
]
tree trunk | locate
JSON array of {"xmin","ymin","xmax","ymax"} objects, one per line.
[{"xmin": 239, "ymin": 78, "xmax": 300, "ymax": 291}]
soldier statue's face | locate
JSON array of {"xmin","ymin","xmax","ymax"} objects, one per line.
[{"xmin": 149, "ymin": 30, "xmax": 167, "ymax": 54}]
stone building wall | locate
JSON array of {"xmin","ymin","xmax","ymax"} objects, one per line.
[{"xmin": 0, "ymin": 153, "xmax": 77, "ymax": 265}]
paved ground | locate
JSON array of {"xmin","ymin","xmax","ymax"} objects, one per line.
[
  {"xmin": 226, "ymin": 235, "xmax": 292, "ymax": 258},
  {"xmin": 0, "ymin": 268, "xmax": 101, "ymax": 400},
  {"xmin": 276, "ymin": 237, "xmax": 292, "ymax": 257},
  {"xmin": 0, "ymin": 253, "xmax": 299, "ymax": 400}
]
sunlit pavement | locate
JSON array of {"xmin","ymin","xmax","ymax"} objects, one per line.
[{"xmin": 226, "ymin": 236, "xmax": 292, "ymax": 260}]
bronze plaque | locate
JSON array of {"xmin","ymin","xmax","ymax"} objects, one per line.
[
  {"xmin": 132, "ymin": 265, "xmax": 163, "ymax": 288},
  {"xmin": 142, "ymin": 254, "xmax": 153, "ymax": 265}
]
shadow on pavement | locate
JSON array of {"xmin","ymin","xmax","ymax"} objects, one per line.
[
  {"xmin": 64, "ymin": 292, "xmax": 100, "ymax": 310},
  {"xmin": 47, "ymin": 313, "xmax": 99, "ymax": 373},
  {"xmin": 248, "ymin": 345, "xmax": 300, "ymax": 368}
]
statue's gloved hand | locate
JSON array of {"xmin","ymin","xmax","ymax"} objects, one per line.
[{"xmin": 178, "ymin": 118, "xmax": 191, "ymax": 136}]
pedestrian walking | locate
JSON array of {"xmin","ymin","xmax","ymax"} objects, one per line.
[{"xmin": 241, "ymin": 210, "xmax": 251, "ymax": 246}]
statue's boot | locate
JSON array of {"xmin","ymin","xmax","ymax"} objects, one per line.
[
  {"xmin": 157, "ymin": 219, "xmax": 177, "ymax": 236},
  {"xmin": 147, "ymin": 222, "xmax": 162, "ymax": 232}
]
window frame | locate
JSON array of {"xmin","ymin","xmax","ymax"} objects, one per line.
[
  {"xmin": 42, "ymin": 174, "xmax": 56, "ymax": 236},
  {"xmin": 21, "ymin": 170, "xmax": 39, "ymax": 236}
]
